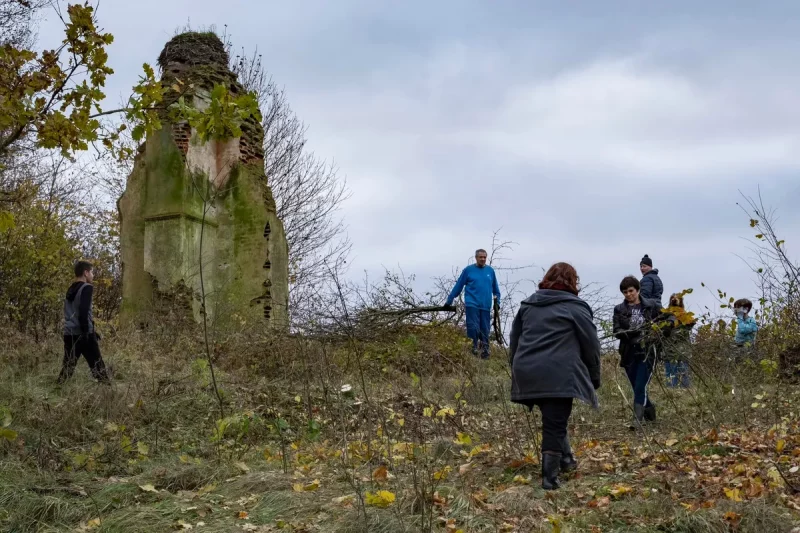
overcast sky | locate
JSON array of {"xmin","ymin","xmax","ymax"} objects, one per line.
[{"xmin": 40, "ymin": 1, "xmax": 800, "ymax": 317}]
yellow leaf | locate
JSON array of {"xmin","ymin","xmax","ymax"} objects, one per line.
[
  {"xmin": 609, "ymin": 484, "xmax": 633, "ymax": 498},
  {"xmin": 512, "ymin": 475, "xmax": 530, "ymax": 485},
  {"xmin": 777, "ymin": 440, "xmax": 786, "ymax": 453},
  {"xmin": 137, "ymin": 441, "xmax": 149, "ymax": 456},
  {"xmin": 433, "ymin": 466, "xmax": 452, "ymax": 481},
  {"xmin": 139, "ymin": 484, "xmax": 158, "ymax": 493},
  {"xmin": 724, "ymin": 487, "xmax": 743, "ymax": 502},
  {"xmin": 237, "ymin": 510, "xmax": 249, "ymax": 519},
  {"xmin": 86, "ymin": 517, "xmax": 101, "ymax": 529},
  {"xmin": 455, "ymin": 432, "xmax": 473, "ymax": 445},
  {"xmin": 436, "ymin": 407, "xmax": 456, "ymax": 418},
  {"xmin": 665, "ymin": 438, "xmax": 678, "ymax": 447},
  {"xmin": 468, "ymin": 444, "xmax": 491, "ymax": 457},
  {"xmin": 365, "ymin": 490, "xmax": 396, "ymax": 507},
  {"xmin": 423, "ymin": 407, "xmax": 433, "ymax": 417},
  {"xmin": 397, "ymin": 418, "xmax": 405, "ymax": 427},
  {"xmin": 294, "ymin": 479, "xmax": 320, "ymax": 492},
  {"xmin": 234, "ymin": 461, "xmax": 250, "ymax": 473},
  {"xmin": 177, "ymin": 520, "xmax": 193, "ymax": 529},
  {"xmin": 179, "ymin": 454, "xmax": 190, "ymax": 464},
  {"xmin": 294, "ymin": 395, "xmax": 301, "ymax": 403}
]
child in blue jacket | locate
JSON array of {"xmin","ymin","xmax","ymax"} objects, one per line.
[{"xmin": 733, "ymin": 298, "xmax": 758, "ymax": 347}]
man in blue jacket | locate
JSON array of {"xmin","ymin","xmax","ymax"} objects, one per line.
[{"xmin": 446, "ymin": 249, "xmax": 501, "ymax": 359}]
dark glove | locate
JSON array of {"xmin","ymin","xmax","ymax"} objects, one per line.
[
  {"xmin": 442, "ymin": 303, "xmax": 456, "ymax": 312},
  {"xmin": 592, "ymin": 378, "xmax": 601, "ymax": 390}
]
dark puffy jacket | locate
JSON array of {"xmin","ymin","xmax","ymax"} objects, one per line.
[
  {"xmin": 640, "ymin": 269, "xmax": 663, "ymax": 303},
  {"xmin": 613, "ymin": 298, "xmax": 665, "ymax": 367},
  {"xmin": 509, "ymin": 289, "xmax": 602, "ymax": 408}
]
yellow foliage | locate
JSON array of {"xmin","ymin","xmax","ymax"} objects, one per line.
[{"xmin": 365, "ymin": 490, "xmax": 396, "ymax": 507}]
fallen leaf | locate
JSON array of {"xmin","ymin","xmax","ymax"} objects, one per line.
[
  {"xmin": 665, "ymin": 438, "xmax": 678, "ymax": 447},
  {"xmin": 293, "ymin": 479, "xmax": 320, "ymax": 492},
  {"xmin": 609, "ymin": 484, "xmax": 633, "ymax": 499},
  {"xmin": 237, "ymin": 510, "xmax": 249, "ymax": 519},
  {"xmin": 86, "ymin": 518, "xmax": 101, "ymax": 529},
  {"xmin": 176, "ymin": 520, "xmax": 193, "ymax": 529},
  {"xmin": 588, "ymin": 496, "xmax": 610, "ymax": 508},
  {"xmin": 235, "ymin": 461, "xmax": 250, "ymax": 473},
  {"xmin": 365, "ymin": 490, "xmax": 396, "ymax": 507},
  {"xmin": 139, "ymin": 484, "xmax": 158, "ymax": 493},
  {"xmin": 777, "ymin": 440, "xmax": 787, "ymax": 453},
  {"xmin": 455, "ymin": 432, "xmax": 472, "ymax": 445},
  {"xmin": 332, "ymin": 494, "xmax": 355, "ymax": 505},
  {"xmin": 372, "ymin": 465, "xmax": 388, "ymax": 482},
  {"xmin": 724, "ymin": 487, "xmax": 743, "ymax": 502}
]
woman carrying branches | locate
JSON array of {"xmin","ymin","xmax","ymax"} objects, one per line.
[
  {"xmin": 509, "ymin": 262, "xmax": 602, "ymax": 490},
  {"xmin": 613, "ymin": 276, "xmax": 671, "ymax": 428}
]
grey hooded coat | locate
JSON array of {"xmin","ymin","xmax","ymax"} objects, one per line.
[{"xmin": 509, "ymin": 289, "xmax": 602, "ymax": 408}]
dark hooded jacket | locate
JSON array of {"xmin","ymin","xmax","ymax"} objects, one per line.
[
  {"xmin": 640, "ymin": 269, "xmax": 663, "ymax": 303},
  {"xmin": 509, "ymin": 289, "xmax": 602, "ymax": 408},
  {"xmin": 613, "ymin": 297, "xmax": 665, "ymax": 367},
  {"xmin": 63, "ymin": 282, "xmax": 94, "ymax": 336}
]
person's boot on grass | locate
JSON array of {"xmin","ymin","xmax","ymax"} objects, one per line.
[
  {"xmin": 644, "ymin": 402, "xmax": 656, "ymax": 422},
  {"xmin": 542, "ymin": 451, "xmax": 562, "ymax": 490},
  {"xmin": 560, "ymin": 436, "xmax": 577, "ymax": 473},
  {"xmin": 630, "ymin": 403, "xmax": 645, "ymax": 430}
]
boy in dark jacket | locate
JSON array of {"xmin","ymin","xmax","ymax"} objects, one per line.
[
  {"xmin": 58, "ymin": 260, "xmax": 109, "ymax": 384},
  {"xmin": 613, "ymin": 276, "xmax": 664, "ymax": 428},
  {"xmin": 639, "ymin": 255, "xmax": 663, "ymax": 304}
]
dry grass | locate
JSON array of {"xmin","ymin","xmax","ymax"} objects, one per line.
[{"xmin": 1, "ymin": 325, "xmax": 799, "ymax": 532}]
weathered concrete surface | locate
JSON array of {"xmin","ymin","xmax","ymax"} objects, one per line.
[{"xmin": 119, "ymin": 32, "xmax": 289, "ymax": 329}]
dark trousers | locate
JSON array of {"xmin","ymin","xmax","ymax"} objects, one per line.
[
  {"xmin": 535, "ymin": 397, "xmax": 574, "ymax": 453},
  {"xmin": 624, "ymin": 358, "xmax": 654, "ymax": 406},
  {"xmin": 59, "ymin": 334, "xmax": 109, "ymax": 382},
  {"xmin": 465, "ymin": 306, "xmax": 491, "ymax": 358}
]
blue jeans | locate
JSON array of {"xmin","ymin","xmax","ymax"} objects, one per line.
[
  {"xmin": 624, "ymin": 358, "xmax": 654, "ymax": 406},
  {"xmin": 465, "ymin": 306, "xmax": 491, "ymax": 358},
  {"xmin": 664, "ymin": 360, "xmax": 690, "ymax": 388}
]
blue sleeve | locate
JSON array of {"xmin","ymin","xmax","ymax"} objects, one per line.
[
  {"xmin": 492, "ymin": 269, "xmax": 501, "ymax": 303},
  {"xmin": 738, "ymin": 317, "xmax": 759, "ymax": 334},
  {"xmin": 446, "ymin": 269, "xmax": 467, "ymax": 305}
]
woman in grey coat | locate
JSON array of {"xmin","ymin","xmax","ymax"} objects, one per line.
[{"xmin": 509, "ymin": 262, "xmax": 602, "ymax": 490}]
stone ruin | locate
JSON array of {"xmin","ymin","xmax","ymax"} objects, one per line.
[{"xmin": 118, "ymin": 32, "xmax": 289, "ymax": 329}]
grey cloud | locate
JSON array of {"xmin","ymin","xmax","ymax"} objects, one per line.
[{"xmin": 35, "ymin": 1, "xmax": 800, "ymax": 315}]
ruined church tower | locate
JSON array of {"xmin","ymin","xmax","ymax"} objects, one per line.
[{"xmin": 118, "ymin": 32, "xmax": 289, "ymax": 328}]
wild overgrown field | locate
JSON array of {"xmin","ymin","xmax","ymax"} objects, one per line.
[{"xmin": 2, "ymin": 323, "xmax": 800, "ymax": 533}]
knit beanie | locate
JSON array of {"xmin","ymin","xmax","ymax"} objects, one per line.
[{"xmin": 640, "ymin": 254, "xmax": 653, "ymax": 267}]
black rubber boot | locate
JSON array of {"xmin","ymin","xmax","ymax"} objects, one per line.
[
  {"xmin": 629, "ymin": 404, "xmax": 645, "ymax": 430},
  {"xmin": 644, "ymin": 403, "xmax": 656, "ymax": 422},
  {"xmin": 542, "ymin": 452, "xmax": 562, "ymax": 490},
  {"xmin": 560, "ymin": 436, "xmax": 577, "ymax": 473}
]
